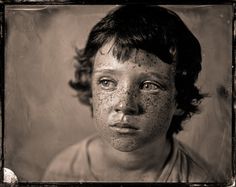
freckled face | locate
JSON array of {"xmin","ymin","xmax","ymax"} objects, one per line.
[{"xmin": 92, "ymin": 43, "xmax": 177, "ymax": 152}]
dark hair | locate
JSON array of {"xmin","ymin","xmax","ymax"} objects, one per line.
[{"xmin": 69, "ymin": 5, "xmax": 204, "ymax": 136}]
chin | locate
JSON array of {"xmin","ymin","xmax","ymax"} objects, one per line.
[{"xmin": 109, "ymin": 137, "xmax": 141, "ymax": 152}]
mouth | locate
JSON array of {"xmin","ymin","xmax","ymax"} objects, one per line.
[{"xmin": 109, "ymin": 123, "xmax": 139, "ymax": 134}]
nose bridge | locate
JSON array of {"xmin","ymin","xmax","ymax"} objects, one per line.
[
  {"xmin": 120, "ymin": 78, "xmax": 136, "ymax": 100},
  {"xmin": 115, "ymin": 81, "xmax": 139, "ymax": 114}
]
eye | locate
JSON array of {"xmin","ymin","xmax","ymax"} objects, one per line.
[
  {"xmin": 140, "ymin": 81, "xmax": 161, "ymax": 91},
  {"xmin": 98, "ymin": 78, "xmax": 117, "ymax": 90}
]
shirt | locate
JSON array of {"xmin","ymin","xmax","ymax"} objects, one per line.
[{"xmin": 42, "ymin": 134, "xmax": 218, "ymax": 182}]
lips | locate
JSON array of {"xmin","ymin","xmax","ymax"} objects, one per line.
[{"xmin": 109, "ymin": 123, "xmax": 139, "ymax": 134}]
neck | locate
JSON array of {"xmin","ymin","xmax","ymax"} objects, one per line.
[{"xmin": 98, "ymin": 136, "xmax": 171, "ymax": 171}]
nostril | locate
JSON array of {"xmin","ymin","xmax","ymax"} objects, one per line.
[
  {"xmin": 115, "ymin": 101, "xmax": 140, "ymax": 115},
  {"xmin": 114, "ymin": 90, "xmax": 141, "ymax": 114},
  {"xmin": 115, "ymin": 102, "xmax": 124, "ymax": 112}
]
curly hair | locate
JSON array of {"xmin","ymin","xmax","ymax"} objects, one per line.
[{"xmin": 69, "ymin": 5, "xmax": 204, "ymax": 136}]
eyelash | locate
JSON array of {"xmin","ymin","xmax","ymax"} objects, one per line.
[
  {"xmin": 98, "ymin": 78, "xmax": 117, "ymax": 90},
  {"xmin": 98, "ymin": 77, "xmax": 165, "ymax": 92},
  {"xmin": 140, "ymin": 81, "xmax": 164, "ymax": 92}
]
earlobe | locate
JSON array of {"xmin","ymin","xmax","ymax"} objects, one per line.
[{"xmin": 89, "ymin": 97, "xmax": 93, "ymax": 105}]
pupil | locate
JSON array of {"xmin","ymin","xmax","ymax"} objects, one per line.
[{"xmin": 103, "ymin": 80, "xmax": 108, "ymax": 86}]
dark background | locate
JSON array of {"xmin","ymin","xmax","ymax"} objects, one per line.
[{"xmin": 4, "ymin": 5, "xmax": 233, "ymax": 181}]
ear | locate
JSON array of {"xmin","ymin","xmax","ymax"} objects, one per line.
[
  {"xmin": 89, "ymin": 97, "xmax": 94, "ymax": 117},
  {"xmin": 89, "ymin": 97, "xmax": 93, "ymax": 105},
  {"xmin": 174, "ymin": 108, "xmax": 184, "ymax": 116}
]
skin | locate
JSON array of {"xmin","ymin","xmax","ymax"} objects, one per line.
[{"xmin": 89, "ymin": 41, "xmax": 178, "ymax": 181}]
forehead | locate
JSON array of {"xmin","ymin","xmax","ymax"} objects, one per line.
[{"xmin": 94, "ymin": 41, "xmax": 176, "ymax": 74}]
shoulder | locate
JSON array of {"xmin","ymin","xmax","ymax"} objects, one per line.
[
  {"xmin": 42, "ymin": 135, "xmax": 94, "ymax": 182},
  {"xmin": 177, "ymin": 140, "xmax": 212, "ymax": 182},
  {"xmin": 168, "ymin": 138, "xmax": 223, "ymax": 182}
]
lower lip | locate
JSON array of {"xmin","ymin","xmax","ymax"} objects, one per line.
[{"xmin": 109, "ymin": 126, "xmax": 138, "ymax": 134}]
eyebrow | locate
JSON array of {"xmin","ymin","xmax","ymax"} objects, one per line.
[
  {"xmin": 93, "ymin": 69, "xmax": 120, "ymax": 74},
  {"xmin": 138, "ymin": 72, "xmax": 170, "ymax": 82},
  {"xmin": 94, "ymin": 69, "xmax": 170, "ymax": 81}
]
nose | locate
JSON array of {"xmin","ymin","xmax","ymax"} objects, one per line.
[{"xmin": 114, "ymin": 91, "xmax": 140, "ymax": 115}]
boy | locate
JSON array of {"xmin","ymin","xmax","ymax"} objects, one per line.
[{"xmin": 43, "ymin": 5, "xmax": 219, "ymax": 182}]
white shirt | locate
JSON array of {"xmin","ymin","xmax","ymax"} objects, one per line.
[{"xmin": 42, "ymin": 134, "xmax": 221, "ymax": 182}]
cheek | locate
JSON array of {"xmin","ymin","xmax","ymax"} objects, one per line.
[
  {"xmin": 142, "ymin": 91, "xmax": 175, "ymax": 109},
  {"xmin": 141, "ymin": 92, "xmax": 176, "ymax": 126},
  {"xmin": 139, "ymin": 94, "xmax": 176, "ymax": 140},
  {"xmin": 92, "ymin": 87, "xmax": 115, "ymax": 122}
]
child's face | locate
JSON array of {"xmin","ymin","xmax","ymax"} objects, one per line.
[{"xmin": 92, "ymin": 42, "xmax": 177, "ymax": 152}]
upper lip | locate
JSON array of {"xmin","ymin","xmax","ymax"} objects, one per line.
[{"xmin": 109, "ymin": 122, "xmax": 139, "ymax": 130}]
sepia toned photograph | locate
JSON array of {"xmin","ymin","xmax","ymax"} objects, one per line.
[{"xmin": 3, "ymin": 4, "xmax": 233, "ymax": 184}]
